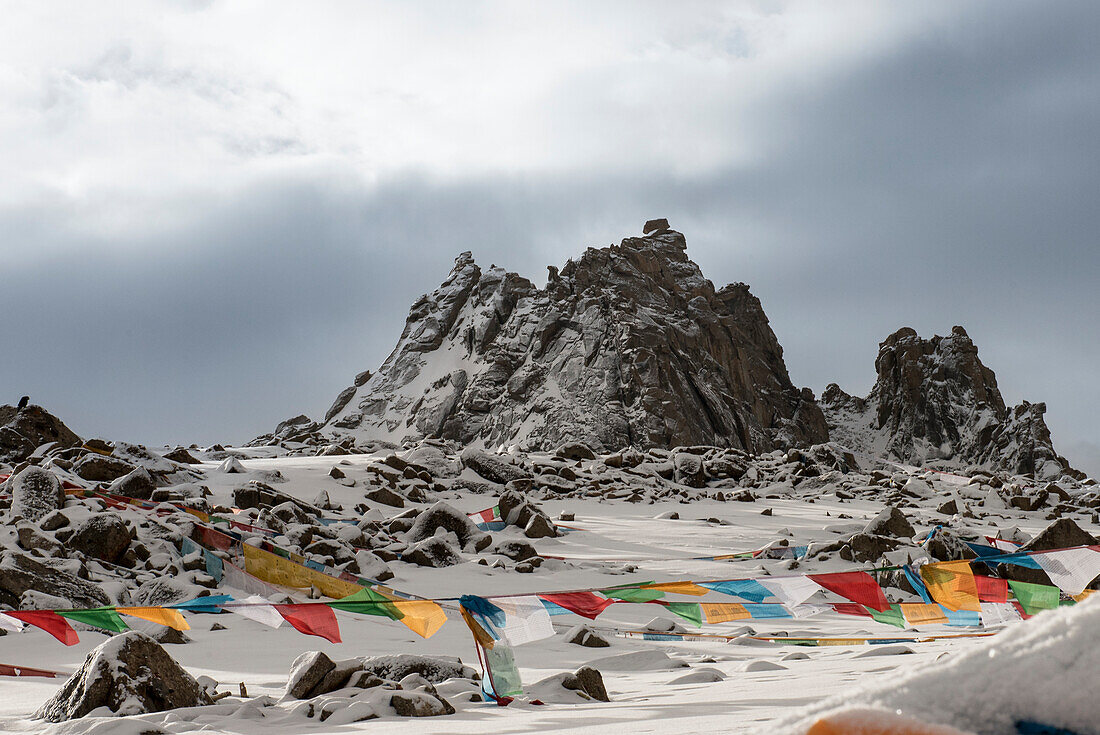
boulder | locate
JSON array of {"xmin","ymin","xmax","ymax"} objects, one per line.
[
  {"xmin": 493, "ymin": 539, "xmax": 538, "ymax": 562},
  {"xmin": 73, "ymin": 453, "xmax": 135, "ymax": 483},
  {"xmin": 34, "ymin": 632, "xmax": 212, "ymax": 721},
  {"xmin": 405, "ymin": 501, "xmax": 490, "ymax": 551},
  {"xmin": 390, "ymin": 691, "xmax": 455, "ymax": 717},
  {"xmin": 925, "ymin": 528, "xmax": 977, "ymax": 562},
  {"xmin": 107, "ymin": 466, "xmax": 157, "ymax": 500},
  {"xmin": 68, "ymin": 513, "xmax": 131, "ymax": 563},
  {"xmin": 643, "ymin": 217, "xmax": 670, "ymax": 234},
  {"xmin": 402, "ymin": 537, "xmax": 462, "ymax": 568},
  {"xmin": 286, "ymin": 651, "xmax": 337, "ymax": 699},
  {"xmin": 524, "ymin": 513, "xmax": 558, "ymax": 539},
  {"xmin": 841, "ymin": 533, "xmax": 902, "ymax": 563},
  {"xmin": 0, "ymin": 550, "xmax": 109, "ymax": 609},
  {"xmin": 673, "ymin": 452, "xmax": 706, "ymax": 488},
  {"xmin": 565, "ymin": 625, "xmax": 610, "ymax": 648},
  {"xmin": 555, "ymin": 442, "xmax": 596, "ymax": 461},
  {"xmin": 0, "ymin": 404, "xmax": 82, "ymax": 464},
  {"xmin": 365, "ymin": 486, "xmax": 406, "ymax": 508},
  {"xmin": 460, "ymin": 448, "xmax": 530, "ymax": 485},
  {"xmin": 7, "ymin": 466, "xmax": 65, "ymax": 522},
  {"xmin": 163, "ymin": 446, "xmax": 201, "ymax": 464},
  {"xmin": 863, "ymin": 506, "xmax": 915, "ymax": 538},
  {"xmin": 360, "ymin": 654, "xmax": 476, "ymax": 683}
]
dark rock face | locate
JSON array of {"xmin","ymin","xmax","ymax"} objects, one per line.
[
  {"xmin": 7, "ymin": 466, "xmax": 66, "ymax": 522},
  {"xmin": 268, "ymin": 229, "xmax": 827, "ymax": 453},
  {"xmin": 822, "ymin": 327, "xmax": 1079, "ymax": 479},
  {"xmin": 0, "ymin": 404, "xmax": 82, "ymax": 463},
  {"xmin": 0, "ymin": 550, "xmax": 110, "ymax": 609},
  {"xmin": 34, "ymin": 632, "xmax": 212, "ymax": 721}
]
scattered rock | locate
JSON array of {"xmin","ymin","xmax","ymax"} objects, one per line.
[{"xmin": 565, "ymin": 625, "xmax": 610, "ymax": 648}]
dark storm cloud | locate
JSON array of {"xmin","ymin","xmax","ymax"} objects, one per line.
[{"xmin": 1, "ymin": 0, "xmax": 1098, "ymax": 477}]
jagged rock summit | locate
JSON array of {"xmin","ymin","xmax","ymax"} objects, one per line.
[
  {"xmin": 257, "ymin": 225, "xmax": 828, "ymax": 453},
  {"xmin": 822, "ymin": 326, "xmax": 1080, "ymax": 479}
]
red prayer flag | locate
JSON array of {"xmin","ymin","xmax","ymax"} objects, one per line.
[
  {"xmin": 810, "ymin": 572, "xmax": 890, "ymax": 612},
  {"xmin": 830, "ymin": 603, "xmax": 872, "ymax": 617},
  {"xmin": 274, "ymin": 604, "xmax": 342, "ymax": 643},
  {"xmin": 1011, "ymin": 601, "xmax": 1031, "ymax": 620},
  {"xmin": 539, "ymin": 592, "xmax": 615, "ymax": 620},
  {"xmin": 975, "ymin": 575, "xmax": 1008, "ymax": 603},
  {"xmin": 5, "ymin": 611, "xmax": 79, "ymax": 646}
]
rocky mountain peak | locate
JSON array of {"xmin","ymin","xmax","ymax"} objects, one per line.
[
  {"xmin": 823, "ymin": 326, "xmax": 1080, "ymax": 479},
  {"xmin": 255, "ymin": 224, "xmax": 828, "ymax": 453}
]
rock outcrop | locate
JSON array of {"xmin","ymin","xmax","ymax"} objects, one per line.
[
  {"xmin": 34, "ymin": 632, "xmax": 212, "ymax": 721},
  {"xmin": 822, "ymin": 327, "xmax": 1079, "ymax": 479},
  {"xmin": 257, "ymin": 226, "xmax": 827, "ymax": 453},
  {"xmin": 0, "ymin": 404, "xmax": 82, "ymax": 463}
]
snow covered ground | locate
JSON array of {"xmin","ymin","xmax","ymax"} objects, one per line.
[{"xmin": 0, "ymin": 452, "xmax": 1095, "ymax": 734}]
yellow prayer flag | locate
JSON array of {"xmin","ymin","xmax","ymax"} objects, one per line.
[
  {"xmin": 118, "ymin": 607, "xmax": 191, "ymax": 631},
  {"xmin": 701, "ymin": 602, "xmax": 751, "ymax": 624},
  {"xmin": 642, "ymin": 581, "xmax": 711, "ymax": 596},
  {"xmin": 920, "ymin": 561, "xmax": 980, "ymax": 612},
  {"xmin": 900, "ymin": 603, "xmax": 949, "ymax": 626},
  {"xmin": 1073, "ymin": 589, "xmax": 1094, "ymax": 602}
]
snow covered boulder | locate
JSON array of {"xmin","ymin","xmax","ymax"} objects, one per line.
[
  {"xmin": 530, "ymin": 666, "xmax": 609, "ymax": 702},
  {"xmin": 460, "ymin": 447, "xmax": 530, "ymax": 485},
  {"xmin": 360, "ymin": 654, "xmax": 477, "ymax": 684},
  {"xmin": 68, "ymin": 512, "xmax": 132, "ymax": 563},
  {"xmin": 6, "ymin": 465, "xmax": 65, "ymax": 522},
  {"xmin": 287, "ymin": 651, "xmax": 337, "ymax": 699},
  {"xmin": 406, "ymin": 501, "xmax": 491, "ymax": 552},
  {"xmin": 107, "ymin": 466, "xmax": 157, "ymax": 500},
  {"xmin": 863, "ymin": 505, "xmax": 915, "ymax": 538},
  {"xmin": 402, "ymin": 536, "xmax": 462, "ymax": 567},
  {"xmin": 565, "ymin": 625, "xmax": 610, "ymax": 648},
  {"xmin": 72, "ymin": 452, "xmax": 135, "ymax": 482},
  {"xmin": 34, "ymin": 631, "xmax": 212, "ymax": 722}
]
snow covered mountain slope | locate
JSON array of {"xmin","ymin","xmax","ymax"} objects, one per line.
[
  {"xmin": 822, "ymin": 326, "xmax": 1080, "ymax": 479},
  {"xmin": 256, "ymin": 226, "xmax": 828, "ymax": 453}
]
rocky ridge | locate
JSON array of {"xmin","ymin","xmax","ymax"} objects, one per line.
[
  {"xmin": 822, "ymin": 326, "xmax": 1081, "ymax": 480},
  {"xmin": 254, "ymin": 226, "xmax": 828, "ymax": 454}
]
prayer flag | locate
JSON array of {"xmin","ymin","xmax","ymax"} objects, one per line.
[
  {"xmin": 700, "ymin": 579, "xmax": 771, "ymax": 603},
  {"xmin": 274, "ymin": 603, "xmax": 341, "ymax": 643},
  {"xmin": 56, "ymin": 607, "xmax": 129, "ymax": 633},
  {"xmin": 900, "ymin": 603, "xmax": 949, "ymax": 626},
  {"xmin": 920, "ymin": 561, "xmax": 980, "ymax": 612},
  {"xmin": 538, "ymin": 592, "xmax": 615, "ymax": 619},
  {"xmin": 974, "ymin": 575, "xmax": 1008, "ymax": 603},
  {"xmin": 1031, "ymin": 547, "xmax": 1100, "ymax": 596},
  {"xmin": 118, "ymin": 607, "xmax": 190, "ymax": 631},
  {"xmin": 5, "ymin": 611, "xmax": 79, "ymax": 645},
  {"xmin": 701, "ymin": 602, "xmax": 751, "ymax": 624},
  {"xmin": 758, "ymin": 576, "xmax": 822, "ymax": 608},
  {"xmin": 226, "ymin": 595, "xmax": 284, "ymax": 628},
  {"xmin": 809, "ymin": 571, "xmax": 890, "ymax": 612},
  {"xmin": 1007, "ymin": 580, "xmax": 1059, "ymax": 615}
]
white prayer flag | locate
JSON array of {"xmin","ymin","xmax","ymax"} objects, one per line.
[
  {"xmin": 493, "ymin": 596, "xmax": 555, "ymax": 646},
  {"xmin": 1032, "ymin": 548, "xmax": 1100, "ymax": 596},
  {"xmin": 225, "ymin": 595, "xmax": 285, "ymax": 628},
  {"xmin": 979, "ymin": 602, "xmax": 1021, "ymax": 626},
  {"xmin": 0, "ymin": 612, "xmax": 25, "ymax": 633},
  {"xmin": 759, "ymin": 576, "xmax": 823, "ymax": 608}
]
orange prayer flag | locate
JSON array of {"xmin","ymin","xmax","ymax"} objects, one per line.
[
  {"xmin": 641, "ymin": 581, "xmax": 710, "ymax": 596},
  {"xmin": 118, "ymin": 607, "xmax": 191, "ymax": 631},
  {"xmin": 900, "ymin": 603, "xmax": 949, "ymax": 626},
  {"xmin": 920, "ymin": 561, "xmax": 980, "ymax": 612},
  {"xmin": 701, "ymin": 602, "xmax": 750, "ymax": 624}
]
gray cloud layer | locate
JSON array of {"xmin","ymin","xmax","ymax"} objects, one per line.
[{"xmin": 1, "ymin": 1, "xmax": 1098, "ymax": 476}]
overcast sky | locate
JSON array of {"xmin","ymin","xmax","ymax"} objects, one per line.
[{"xmin": 2, "ymin": 1, "xmax": 1098, "ymax": 476}]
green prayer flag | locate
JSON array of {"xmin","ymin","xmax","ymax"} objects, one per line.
[
  {"xmin": 57, "ymin": 607, "xmax": 129, "ymax": 633},
  {"xmin": 328, "ymin": 588, "xmax": 402, "ymax": 620},
  {"xmin": 1008, "ymin": 580, "xmax": 1059, "ymax": 615},
  {"xmin": 663, "ymin": 602, "xmax": 703, "ymax": 627},
  {"xmin": 866, "ymin": 604, "xmax": 905, "ymax": 629},
  {"xmin": 602, "ymin": 586, "xmax": 665, "ymax": 603}
]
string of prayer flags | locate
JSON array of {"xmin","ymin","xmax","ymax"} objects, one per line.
[
  {"xmin": 274, "ymin": 604, "xmax": 341, "ymax": 643},
  {"xmin": 1030, "ymin": 547, "xmax": 1100, "ymax": 596},
  {"xmin": 601, "ymin": 586, "xmax": 664, "ymax": 603},
  {"xmin": 328, "ymin": 588, "xmax": 402, "ymax": 621},
  {"xmin": 1007, "ymin": 580, "xmax": 1060, "ymax": 615},
  {"xmin": 4, "ymin": 611, "xmax": 80, "ymax": 646},
  {"xmin": 809, "ymin": 571, "xmax": 891, "ymax": 612},
  {"xmin": 920, "ymin": 560, "xmax": 981, "ymax": 612},
  {"xmin": 371, "ymin": 590, "xmax": 447, "ymax": 639},
  {"xmin": 118, "ymin": 607, "xmax": 190, "ymax": 631},
  {"xmin": 537, "ymin": 592, "xmax": 615, "ymax": 619}
]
